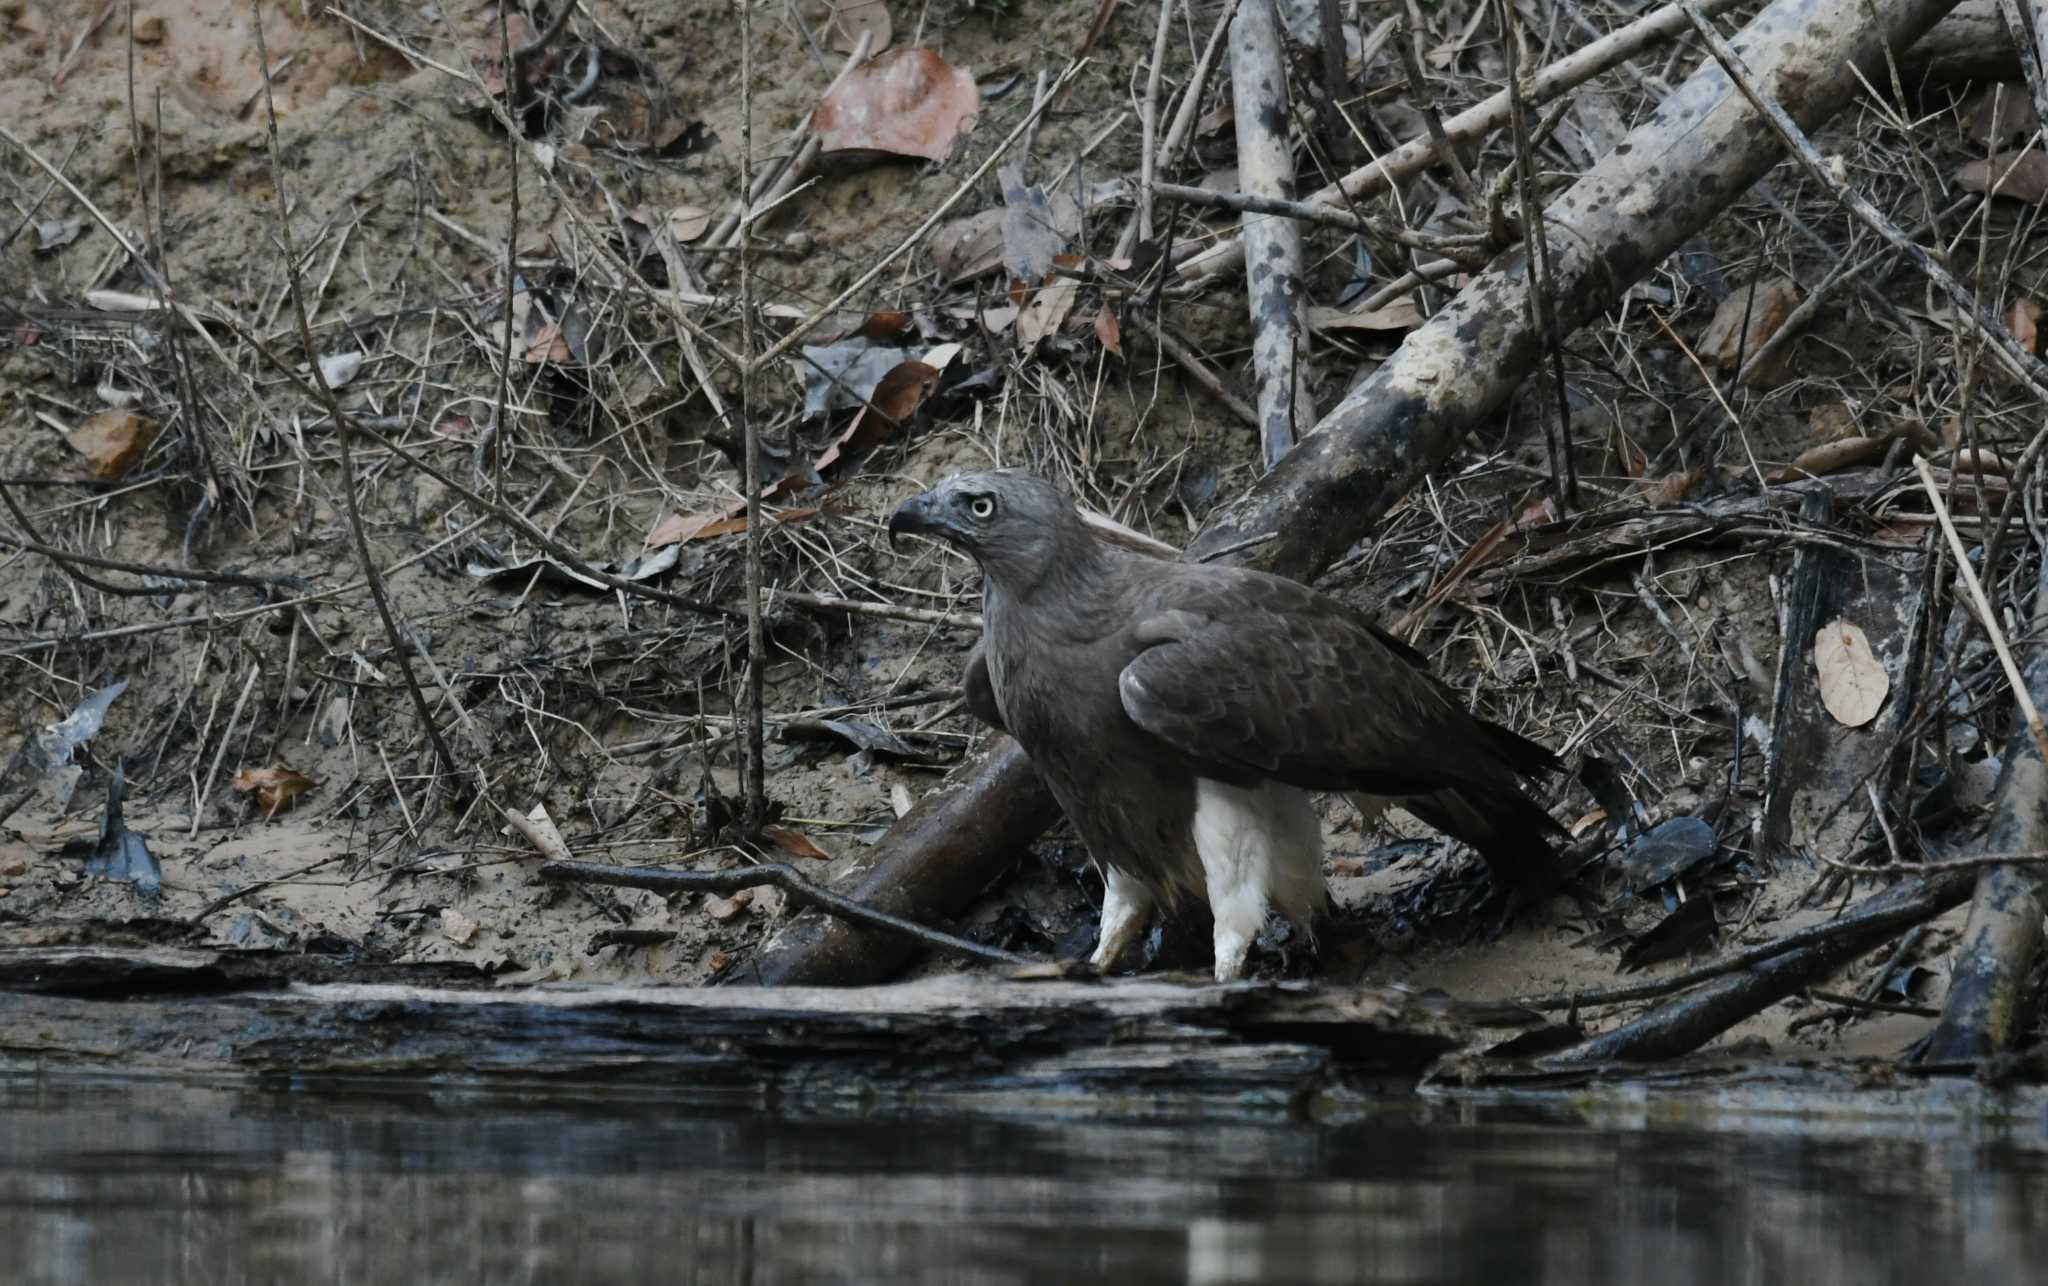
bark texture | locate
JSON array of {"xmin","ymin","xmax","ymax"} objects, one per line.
[{"xmin": 1230, "ymin": 0, "xmax": 1318, "ymax": 468}]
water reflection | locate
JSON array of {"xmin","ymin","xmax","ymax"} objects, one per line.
[{"xmin": 2, "ymin": 1077, "xmax": 2044, "ymax": 1284}]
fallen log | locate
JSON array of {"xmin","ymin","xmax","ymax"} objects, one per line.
[
  {"xmin": 1533, "ymin": 869, "xmax": 1977, "ymax": 1066},
  {"xmin": 0, "ymin": 944, "xmax": 1474, "ymax": 1106},
  {"xmin": 750, "ymin": 0, "xmax": 1967, "ymax": 987},
  {"xmin": 1920, "ymin": 545, "xmax": 2048, "ymax": 1062}
]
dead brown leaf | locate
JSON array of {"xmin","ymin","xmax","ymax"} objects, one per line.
[
  {"xmin": 1958, "ymin": 150, "xmax": 2048, "ymax": 203},
  {"xmin": 2012, "ymin": 297, "xmax": 2044, "ymax": 353},
  {"xmin": 1807, "ymin": 402, "xmax": 1860, "ymax": 442},
  {"xmin": 762, "ymin": 825, "xmax": 832, "ymax": 860},
  {"xmin": 646, "ymin": 505, "xmax": 818, "ymax": 547},
  {"xmin": 814, "ymin": 47, "xmax": 978, "ymax": 164},
  {"xmin": 1308, "ymin": 299, "xmax": 1425, "ymax": 333},
  {"xmin": 1094, "ymin": 307, "xmax": 1122, "ymax": 355},
  {"xmin": 704, "ymin": 889, "xmax": 753, "ymax": 921},
  {"xmin": 1770, "ymin": 436, "xmax": 1889, "ymax": 482},
  {"xmin": 231, "ymin": 766, "xmax": 319, "ymax": 817},
  {"xmin": 66, "ymin": 410, "xmax": 161, "ymax": 480},
  {"xmin": 1700, "ymin": 277, "xmax": 1800, "ymax": 369},
  {"xmin": 931, "ymin": 208, "xmax": 1005, "ymax": 283},
  {"xmin": 1813, "ymin": 619, "xmax": 1888, "ymax": 727}
]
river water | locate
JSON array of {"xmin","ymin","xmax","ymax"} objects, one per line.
[{"xmin": 3, "ymin": 1075, "xmax": 2044, "ymax": 1284}]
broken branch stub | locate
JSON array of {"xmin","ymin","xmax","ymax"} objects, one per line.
[{"xmin": 748, "ymin": 0, "xmax": 1971, "ymax": 988}]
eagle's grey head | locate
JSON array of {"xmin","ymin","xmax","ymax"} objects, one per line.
[{"xmin": 887, "ymin": 470, "xmax": 1081, "ymax": 588}]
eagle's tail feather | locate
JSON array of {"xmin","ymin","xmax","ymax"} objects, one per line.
[{"xmin": 1402, "ymin": 784, "xmax": 1566, "ymax": 897}]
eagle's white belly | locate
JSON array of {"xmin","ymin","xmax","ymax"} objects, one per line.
[{"xmin": 1189, "ymin": 777, "xmax": 1326, "ymax": 981}]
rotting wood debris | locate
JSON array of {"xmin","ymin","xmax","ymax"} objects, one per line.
[{"xmin": 3, "ymin": 0, "xmax": 2048, "ymax": 1097}]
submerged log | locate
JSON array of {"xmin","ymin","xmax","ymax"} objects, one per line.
[
  {"xmin": 0, "ymin": 944, "xmax": 1474, "ymax": 1105},
  {"xmin": 751, "ymin": 0, "xmax": 1968, "ymax": 987}
]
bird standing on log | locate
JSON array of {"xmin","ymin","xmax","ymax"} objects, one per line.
[{"xmin": 889, "ymin": 471, "xmax": 1565, "ymax": 981}]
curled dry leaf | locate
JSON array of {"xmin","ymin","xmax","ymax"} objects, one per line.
[
  {"xmin": 1813, "ymin": 619, "xmax": 1889, "ymax": 727},
  {"xmin": 761, "ymin": 824, "xmax": 832, "ymax": 860},
  {"xmin": 825, "ymin": 0, "xmax": 892, "ymax": 55},
  {"xmin": 813, "ymin": 47, "xmax": 977, "ymax": 164},
  {"xmin": 1967, "ymin": 85, "xmax": 2038, "ymax": 146},
  {"xmin": 1958, "ymin": 150, "xmax": 2048, "ymax": 204},
  {"xmin": 1700, "ymin": 277, "xmax": 1800, "ymax": 369},
  {"xmin": 1094, "ymin": 307, "xmax": 1122, "ymax": 355},
  {"xmin": 231, "ymin": 765, "xmax": 319, "ymax": 816},
  {"xmin": 66, "ymin": 410, "xmax": 161, "ymax": 480}
]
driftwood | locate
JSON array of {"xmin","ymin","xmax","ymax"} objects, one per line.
[
  {"xmin": 750, "ymin": 0, "xmax": 1968, "ymax": 987},
  {"xmin": 0, "ymin": 943, "xmax": 1481, "ymax": 1105},
  {"xmin": 1921, "ymin": 554, "xmax": 2048, "ymax": 1062},
  {"xmin": 1230, "ymin": 0, "xmax": 1317, "ymax": 468},
  {"xmin": 1534, "ymin": 869, "xmax": 1977, "ymax": 1066}
]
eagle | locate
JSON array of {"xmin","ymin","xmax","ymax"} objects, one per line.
[{"xmin": 888, "ymin": 471, "xmax": 1564, "ymax": 980}]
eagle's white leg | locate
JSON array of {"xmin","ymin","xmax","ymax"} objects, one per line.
[
  {"xmin": 1091, "ymin": 864, "xmax": 1155, "ymax": 971},
  {"xmin": 1192, "ymin": 778, "xmax": 1326, "ymax": 982}
]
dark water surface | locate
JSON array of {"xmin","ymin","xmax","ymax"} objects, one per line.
[{"xmin": 3, "ymin": 1075, "xmax": 2046, "ymax": 1284}]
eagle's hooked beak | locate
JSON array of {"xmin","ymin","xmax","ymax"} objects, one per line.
[{"xmin": 887, "ymin": 490, "xmax": 948, "ymax": 550}]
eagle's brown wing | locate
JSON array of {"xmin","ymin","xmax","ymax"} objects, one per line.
[
  {"xmin": 1117, "ymin": 571, "xmax": 1552, "ymax": 795},
  {"xmin": 1116, "ymin": 568, "xmax": 1565, "ymax": 889}
]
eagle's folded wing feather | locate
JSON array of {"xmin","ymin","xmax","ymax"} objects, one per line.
[{"xmin": 1116, "ymin": 578, "xmax": 1556, "ymax": 799}]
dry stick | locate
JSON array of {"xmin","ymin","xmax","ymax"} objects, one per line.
[
  {"xmin": 1496, "ymin": 0, "xmax": 1577, "ymax": 508},
  {"xmin": 1678, "ymin": 0, "xmax": 2048, "ymax": 397},
  {"xmin": 746, "ymin": 58, "xmax": 1086, "ymax": 374},
  {"xmin": 190, "ymin": 662, "xmax": 259, "ymax": 835},
  {"xmin": 1508, "ymin": 867, "xmax": 1975, "ymax": 1012},
  {"xmin": 203, "ymin": 316, "xmax": 744, "ymax": 624},
  {"xmin": 0, "ymin": 523, "xmax": 301, "ymax": 592},
  {"xmin": 1136, "ymin": 0, "xmax": 1178, "ymax": 247},
  {"xmin": 1230, "ymin": 0, "xmax": 1316, "ymax": 469},
  {"xmin": 746, "ymin": 0, "xmax": 1968, "ymax": 989},
  {"xmin": 740, "ymin": 0, "xmax": 767, "ymax": 831},
  {"xmin": 251, "ymin": 6, "xmax": 463, "ymax": 794},
  {"xmin": 1127, "ymin": 313, "xmax": 1261, "ymax": 428},
  {"xmin": 0, "ymin": 126, "xmax": 237, "ymax": 374},
  {"xmin": 1735, "ymin": 195, "xmax": 1979, "ymax": 387},
  {"xmin": 701, "ymin": 28, "xmax": 873, "ymax": 270},
  {"xmin": 766, "ymin": 588, "xmax": 983, "ymax": 630},
  {"xmin": 488, "ymin": 3, "xmax": 518, "ymax": 501},
  {"xmin": 1153, "ymin": 181, "xmax": 1492, "ymax": 262},
  {"xmin": 1531, "ymin": 868, "xmax": 1978, "ymax": 1064},
  {"xmin": 539, "ymin": 860, "xmax": 1035, "ymax": 967},
  {"xmin": 0, "ymin": 515, "xmax": 489, "ymax": 657},
  {"xmin": 1915, "ymin": 455, "xmax": 2048, "ymax": 765},
  {"xmin": 1176, "ymin": 0, "xmax": 1751, "ymax": 284},
  {"xmin": 1990, "ymin": 0, "xmax": 2048, "ymax": 139}
]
